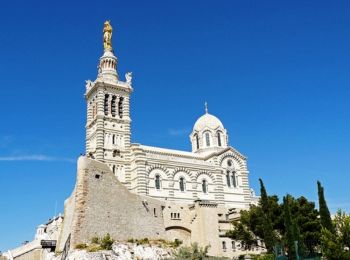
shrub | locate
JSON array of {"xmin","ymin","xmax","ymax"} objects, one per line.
[
  {"xmin": 87, "ymin": 244, "xmax": 102, "ymax": 252},
  {"xmin": 91, "ymin": 236, "xmax": 99, "ymax": 244},
  {"xmin": 75, "ymin": 243, "xmax": 88, "ymax": 249},
  {"xmin": 137, "ymin": 238, "xmax": 149, "ymax": 245},
  {"xmin": 127, "ymin": 238, "xmax": 135, "ymax": 243},
  {"xmin": 100, "ymin": 233, "xmax": 114, "ymax": 250}
]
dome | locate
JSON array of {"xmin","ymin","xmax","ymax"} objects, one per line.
[{"xmin": 193, "ymin": 113, "xmax": 224, "ymax": 132}]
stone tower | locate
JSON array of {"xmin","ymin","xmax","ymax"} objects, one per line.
[{"xmin": 85, "ymin": 21, "xmax": 132, "ymax": 181}]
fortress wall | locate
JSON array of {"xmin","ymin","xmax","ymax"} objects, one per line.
[{"xmin": 59, "ymin": 157, "xmax": 167, "ymax": 250}]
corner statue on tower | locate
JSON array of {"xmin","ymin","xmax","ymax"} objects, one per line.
[{"xmin": 103, "ymin": 20, "xmax": 113, "ymax": 51}]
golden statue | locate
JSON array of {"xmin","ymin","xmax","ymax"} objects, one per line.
[{"xmin": 103, "ymin": 21, "xmax": 113, "ymax": 51}]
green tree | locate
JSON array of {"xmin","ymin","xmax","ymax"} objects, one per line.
[
  {"xmin": 289, "ymin": 196, "xmax": 321, "ymax": 255},
  {"xmin": 283, "ymin": 195, "xmax": 296, "ymax": 260},
  {"xmin": 317, "ymin": 181, "xmax": 334, "ymax": 232},
  {"xmin": 321, "ymin": 210, "xmax": 350, "ymax": 260},
  {"xmin": 259, "ymin": 178, "xmax": 276, "ymax": 253}
]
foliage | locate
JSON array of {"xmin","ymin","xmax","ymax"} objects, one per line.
[
  {"xmin": 87, "ymin": 244, "xmax": 103, "ymax": 252},
  {"xmin": 226, "ymin": 179, "xmax": 322, "ymax": 257},
  {"xmin": 137, "ymin": 237, "xmax": 149, "ymax": 245},
  {"xmin": 75, "ymin": 243, "xmax": 88, "ymax": 249},
  {"xmin": 173, "ymin": 242, "xmax": 210, "ymax": 260},
  {"xmin": 321, "ymin": 210, "xmax": 350, "ymax": 259},
  {"xmin": 259, "ymin": 179, "xmax": 277, "ymax": 253},
  {"xmin": 100, "ymin": 233, "xmax": 114, "ymax": 250},
  {"xmin": 317, "ymin": 181, "xmax": 334, "ymax": 232},
  {"xmin": 251, "ymin": 254, "xmax": 275, "ymax": 260},
  {"xmin": 90, "ymin": 236, "xmax": 99, "ymax": 244},
  {"xmin": 283, "ymin": 195, "xmax": 299, "ymax": 259}
]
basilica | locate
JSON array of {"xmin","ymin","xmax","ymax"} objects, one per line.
[
  {"xmin": 4, "ymin": 22, "xmax": 262, "ymax": 260},
  {"xmin": 85, "ymin": 21, "xmax": 255, "ymax": 210}
]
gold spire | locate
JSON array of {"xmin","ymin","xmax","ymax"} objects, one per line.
[{"xmin": 103, "ymin": 21, "xmax": 113, "ymax": 51}]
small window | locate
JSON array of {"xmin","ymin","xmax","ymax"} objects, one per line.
[
  {"xmin": 112, "ymin": 165, "xmax": 116, "ymax": 174},
  {"xmin": 222, "ymin": 241, "xmax": 227, "ymax": 251},
  {"xmin": 155, "ymin": 175, "xmax": 161, "ymax": 190},
  {"xmin": 202, "ymin": 179, "xmax": 208, "ymax": 193},
  {"xmin": 195, "ymin": 134, "xmax": 199, "ymax": 150},
  {"xmin": 231, "ymin": 172, "xmax": 237, "ymax": 188},
  {"xmin": 232, "ymin": 241, "xmax": 236, "ymax": 251},
  {"xmin": 179, "ymin": 177, "xmax": 185, "ymax": 192},
  {"xmin": 217, "ymin": 132, "xmax": 222, "ymax": 146},
  {"xmin": 112, "ymin": 134, "xmax": 115, "ymax": 145},
  {"xmin": 226, "ymin": 172, "xmax": 231, "ymax": 187},
  {"xmin": 227, "ymin": 160, "xmax": 232, "ymax": 167},
  {"xmin": 154, "ymin": 208, "xmax": 157, "ymax": 217},
  {"xmin": 205, "ymin": 132, "xmax": 210, "ymax": 147}
]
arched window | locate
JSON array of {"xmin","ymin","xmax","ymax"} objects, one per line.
[
  {"xmin": 205, "ymin": 132, "xmax": 210, "ymax": 147},
  {"xmin": 227, "ymin": 159, "xmax": 232, "ymax": 167},
  {"xmin": 155, "ymin": 175, "xmax": 161, "ymax": 190},
  {"xmin": 118, "ymin": 97, "xmax": 124, "ymax": 118},
  {"xmin": 232, "ymin": 241, "xmax": 236, "ymax": 251},
  {"xmin": 226, "ymin": 171, "xmax": 231, "ymax": 187},
  {"xmin": 111, "ymin": 95, "xmax": 116, "ymax": 117},
  {"xmin": 231, "ymin": 172, "xmax": 237, "ymax": 188},
  {"xmin": 112, "ymin": 134, "xmax": 115, "ymax": 145},
  {"xmin": 179, "ymin": 177, "xmax": 185, "ymax": 192},
  {"xmin": 217, "ymin": 132, "xmax": 222, "ymax": 146},
  {"xmin": 202, "ymin": 179, "xmax": 208, "ymax": 193},
  {"xmin": 222, "ymin": 241, "xmax": 227, "ymax": 251},
  {"xmin": 104, "ymin": 94, "xmax": 109, "ymax": 115},
  {"xmin": 112, "ymin": 165, "xmax": 116, "ymax": 174},
  {"xmin": 194, "ymin": 134, "xmax": 199, "ymax": 150}
]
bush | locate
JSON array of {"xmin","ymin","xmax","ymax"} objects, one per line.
[
  {"xmin": 91, "ymin": 236, "xmax": 99, "ymax": 244},
  {"xmin": 137, "ymin": 238, "xmax": 149, "ymax": 245},
  {"xmin": 127, "ymin": 238, "xmax": 135, "ymax": 243},
  {"xmin": 75, "ymin": 243, "xmax": 88, "ymax": 249},
  {"xmin": 100, "ymin": 233, "xmax": 114, "ymax": 250},
  {"xmin": 252, "ymin": 254, "xmax": 275, "ymax": 260},
  {"xmin": 173, "ymin": 242, "xmax": 210, "ymax": 260},
  {"xmin": 87, "ymin": 244, "xmax": 102, "ymax": 252}
]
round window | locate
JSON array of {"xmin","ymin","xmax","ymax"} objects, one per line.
[{"xmin": 227, "ymin": 159, "xmax": 232, "ymax": 167}]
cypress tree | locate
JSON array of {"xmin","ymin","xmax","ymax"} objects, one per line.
[
  {"xmin": 317, "ymin": 181, "xmax": 334, "ymax": 232},
  {"xmin": 284, "ymin": 195, "xmax": 296, "ymax": 260},
  {"xmin": 259, "ymin": 178, "xmax": 275, "ymax": 253}
]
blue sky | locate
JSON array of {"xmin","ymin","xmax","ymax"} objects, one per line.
[{"xmin": 1, "ymin": 0, "xmax": 350, "ymax": 251}]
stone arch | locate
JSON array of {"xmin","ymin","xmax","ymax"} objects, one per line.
[
  {"xmin": 172, "ymin": 167, "xmax": 191, "ymax": 179},
  {"xmin": 218, "ymin": 152, "xmax": 245, "ymax": 169},
  {"xmin": 195, "ymin": 171, "xmax": 215, "ymax": 182},
  {"xmin": 147, "ymin": 164, "xmax": 171, "ymax": 179}
]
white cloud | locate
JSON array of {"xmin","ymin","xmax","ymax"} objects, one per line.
[{"xmin": 0, "ymin": 155, "xmax": 75, "ymax": 163}]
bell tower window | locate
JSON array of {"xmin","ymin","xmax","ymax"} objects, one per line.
[
  {"xmin": 111, "ymin": 95, "xmax": 116, "ymax": 117},
  {"xmin": 104, "ymin": 94, "xmax": 109, "ymax": 116},
  {"xmin": 118, "ymin": 97, "xmax": 124, "ymax": 118}
]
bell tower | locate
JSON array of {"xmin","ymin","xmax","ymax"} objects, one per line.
[{"xmin": 85, "ymin": 21, "xmax": 132, "ymax": 180}]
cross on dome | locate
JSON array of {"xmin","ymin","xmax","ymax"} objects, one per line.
[{"xmin": 205, "ymin": 102, "xmax": 208, "ymax": 114}]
